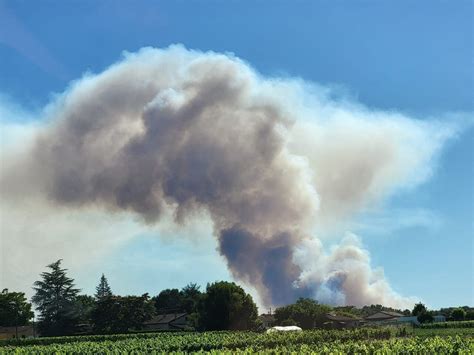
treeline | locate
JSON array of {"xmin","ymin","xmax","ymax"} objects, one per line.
[
  {"xmin": 1, "ymin": 259, "xmax": 472, "ymax": 337},
  {"xmin": 1, "ymin": 260, "xmax": 258, "ymax": 336},
  {"xmin": 331, "ymin": 304, "xmax": 474, "ymax": 323}
]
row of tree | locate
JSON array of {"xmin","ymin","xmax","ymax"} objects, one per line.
[
  {"xmin": 0, "ymin": 260, "xmax": 259, "ymax": 336},
  {"xmin": 1, "ymin": 259, "xmax": 472, "ymax": 336}
]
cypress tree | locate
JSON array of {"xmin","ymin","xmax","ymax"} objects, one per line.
[{"xmin": 95, "ymin": 274, "xmax": 113, "ymax": 300}]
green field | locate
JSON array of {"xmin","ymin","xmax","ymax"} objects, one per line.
[{"xmin": 2, "ymin": 327, "xmax": 474, "ymax": 354}]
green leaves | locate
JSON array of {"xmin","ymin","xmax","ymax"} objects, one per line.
[
  {"xmin": 31, "ymin": 260, "xmax": 81, "ymax": 336},
  {"xmin": 0, "ymin": 289, "xmax": 34, "ymax": 326}
]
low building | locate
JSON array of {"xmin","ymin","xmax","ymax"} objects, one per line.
[
  {"xmin": 142, "ymin": 313, "xmax": 188, "ymax": 331},
  {"xmin": 433, "ymin": 315, "xmax": 446, "ymax": 322},
  {"xmin": 396, "ymin": 316, "xmax": 420, "ymax": 326},
  {"xmin": 259, "ymin": 314, "xmax": 276, "ymax": 328},
  {"xmin": 0, "ymin": 326, "xmax": 36, "ymax": 340},
  {"xmin": 364, "ymin": 311, "xmax": 405, "ymax": 324},
  {"xmin": 324, "ymin": 313, "xmax": 363, "ymax": 329}
]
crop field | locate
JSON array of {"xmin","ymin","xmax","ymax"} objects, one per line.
[{"xmin": 1, "ymin": 328, "xmax": 474, "ymax": 354}]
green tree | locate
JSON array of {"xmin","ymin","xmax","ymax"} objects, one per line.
[
  {"xmin": 412, "ymin": 302, "xmax": 427, "ymax": 316},
  {"xmin": 75, "ymin": 295, "xmax": 96, "ymax": 324},
  {"xmin": 32, "ymin": 260, "xmax": 81, "ymax": 336},
  {"xmin": 451, "ymin": 308, "xmax": 466, "ymax": 321},
  {"xmin": 0, "ymin": 289, "xmax": 34, "ymax": 326},
  {"xmin": 91, "ymin": 294, "xmax": 154, "ymax": 333},
  {"xmin": 153, "ymin": 289, "xmax": 184, "ymax": 313},
  {"xmin": 199, "ymin": 281, "xmax": 258, "ymax": 330},
  {"xmin": 95, "ymin": 274, "xmax": 113, "ymax": 300},
  {"xmin": 412, "ymin": 302, "xmax": 434, "ymax": 323},
  {"xmin": 181, "ymin": 283, "xmax": 203, "ymax": 313},
  {"xmin": 274, "ymin": 298, "xmax": 331, "ymax": 329}
]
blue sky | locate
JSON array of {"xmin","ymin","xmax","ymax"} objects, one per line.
[{"xmin": 0, "ymin": 0, "xmax": 472, "ymax": 309}]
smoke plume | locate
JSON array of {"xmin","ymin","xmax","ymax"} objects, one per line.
[{"xmin": 1, "ymin": 45, "xmax": 454, "ymax": 307}]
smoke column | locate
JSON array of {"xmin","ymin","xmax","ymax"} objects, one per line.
[{"xmin": 1, "ymin": 45, "xmax": 453, "ymax": 308}]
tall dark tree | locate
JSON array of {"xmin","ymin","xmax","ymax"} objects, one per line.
[
  {"xmin": 95, "ymin": 274, "xmax": 113, "ymax": 300},
  {"xmin": 181, "ymin": 283, "xmax": 203, "ymax": 314},
  {"xmin": 412, "ymin": 302, "xmax": 433, "ymax": 323},
  {"xmin": 199, "ymin": 281, "xmax": 258, "ymax": 330},
  {"xmin": 452, "ymin": 308, "xmax": 466, "ymax": 321},
  {"xmin": 153, "ymin": 289, "xmax": 184, "ymax": 313},
  {"xmin": 274, "ymin": 298, "xmax": 331, "ymax": 329},
  {"xmin": 75, "ymin": 295, "xmax": 96, "ymax": 324},
  {"xmin": 0, "ymin": 289, "xmax": 34, "ymax": 327},
  {"xmin": 412, "ymin": 302, "xmax": 427, "ymax": 316},
  {"xmin": 32, "ymin": 260, "xmax": 80, "ymax": 336},
  {"xmin": 91, "ymin": 294, "xmax": 154, "ymax": 334}
]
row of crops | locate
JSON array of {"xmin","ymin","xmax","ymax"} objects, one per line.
[
  {"xmin": 0, "ymin": 328, "xmax": 395, "ymax": 347},
  {"xmin": 2, "ymin": 330, "xmax": 474, "ymax": 354},
  {"xmin": 418, "ymin": 320, "xmax": 474, "ymax": 329}
]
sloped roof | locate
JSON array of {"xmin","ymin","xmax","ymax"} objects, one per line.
[
  {"xmin": 326, "ymin": 313, "xmax": 361, "ymax": 322},
  {"xmin": 144, "ymin": 313, "xmax": 187, "ymax": 325},
  {"xmin": 259, "ymin": 314, "xmax": 275, "ymax": 321},
  {"xmin": 365, "ymin": 311, "xmax": 403, "ymax": 320}
]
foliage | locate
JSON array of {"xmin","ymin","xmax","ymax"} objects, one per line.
[
  {"xmin": 31, "ymin": 260, "xmax": 81, "ymax": 336},
  {"xmin": 95, "ymin": 274, "xmax": 113, "ymax": 300},
  {"xmin": 274, "ymin": 298, "xmax": 331, "ymax": 329},
  {"xmin": 418, "ymin": 312, "xmax": 434, "ymax": 323},
  {"xmin": 152, "ymin": 289, "xmax": 183, "ymax": 313},
  {"xmin": 74, "ymin": 295, "xmax": 96, "ymax": 324},
  {"xmin": 181, "ymin": 283, "xmax": 203, "ymax": 314},
  {"xmin": 412, "ymin": 302, "xmax": 428, "ymax": 316},
  {"xmin": 91, "ymin": 294, "xmax": 154, "ymax": 334},
  {"xmin": 0, "ymin": 289, "xmax": 34, "ymax": 327},
  {"xmin": 411, "ymin": 302, "xmax": 433, "ymax": 323},
  {"xmin": 1, "ymin": 330, "xmax": 473, "ymax": 354},
  {"xmin": 452, "ymin": 308, "xmax": 467, "ymax": 321},
  {"xmin": 152, "ymin": 283, "xmax": 203, "ymax": 328},
  {"xmin": 418, "ymin": 320, "xmax": 474, "ymax": 329},
  {"xmin": 199, "ymin": 281, "xmax": 258, "ymax": 330}
]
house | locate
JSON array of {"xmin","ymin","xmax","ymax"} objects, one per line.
[
  {"xmin": 433, "ymin": 315, "xmax": 446, "ymax": 322},
  {"xmin": 0, "ymin": 325, "xmax": 36, "ymax": 340},
  {"xmin": 142, "ymin": 313, "xmax": 188, "ymax": 331},
  {"xmin": 395, "ymin": 316, "xmax": 420, "ymax": 326},
  {"xmin": 259, "ymin": 314, "xmax": 276, "ymax": 328},
  {"xmin": 324, "ymin": 313, "xmax": 362, "ymax": 329},
  {"xmin": 364, "ymin": 311, "xmax": 405, "ymax": 324}
]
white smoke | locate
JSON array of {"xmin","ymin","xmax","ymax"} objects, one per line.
[{"xmin": 0, "ymin": 45, "xmax": 456, "ymax": 308}]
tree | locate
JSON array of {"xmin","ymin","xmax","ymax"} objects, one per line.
[
  {"xmin": 412, "ymin": 302, "xmax": 427, "ymax": 316},
  {"xmin": 75, "ymin": 295, "xmax": 96, "ymax": 324},
  {"xmin": 153, "ymin": 289, "xmax": 184, "ymax": 313},
  {"xmin": 95, "ymin": 274, "xmax": 113, "ymax": 300},
  {"xmin": 199, "ymin": 281, "xmax": 258, "ymax": 330},
  {"xmin": 91, "ymin": 294, "xmax": 154, "ymax": 334},
  {"xmin": 181, "ymin": 283, "xmax": 203, "ymax": 314},
  {"xmin": 274, "ymin": 298, "xmax": 331, "ymax": 329},
  {"xmin": 32, "ymin": 260, "xmax": 81, "ymax": 336},
  {"xmin": 452, "ymin": 308, "xmax": 466, "ymax": 321},
  {"xmin": 0, "ymin": 289, "xmax": 34, "ymax": 327},
  {"xmin": 412, "ymin": 302, "xmax": 433, "ymax": 323}
]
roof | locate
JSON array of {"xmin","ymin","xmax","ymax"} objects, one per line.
[
  {"xmin": 259, "ymin": 314, "xmax": 275, "ymax": 321},
  {"xmin": 365, "ymin": 311, "xmax": 404, "ymax": 320},
  {"xmin": 326, "ymin": 313, "xmax": 361, "ymax": 322},
  {"xmin": 144, "ymin": 313, "xmax": 187, "ymax": 325}
]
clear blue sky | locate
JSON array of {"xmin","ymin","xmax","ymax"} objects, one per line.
[{"xmin": 1, "ymin": 0, "xmax": 472, "ymax": 308}]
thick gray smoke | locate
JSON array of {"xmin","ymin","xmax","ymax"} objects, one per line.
[{"xmin": 1, "ymin": 45, "xmax": 453, "ymax": 308}]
